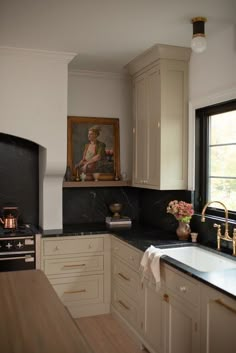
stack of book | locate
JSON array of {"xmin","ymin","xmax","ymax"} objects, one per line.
[{"xmin": 105, "ymin": 216, "xmax": 132, "ymax": 228}]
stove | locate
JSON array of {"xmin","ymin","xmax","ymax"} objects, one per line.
[{"xmin": 0, "ymin": 224, "xmax": 41, "ymax": 272}]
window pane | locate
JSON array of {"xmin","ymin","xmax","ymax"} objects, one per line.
[
  {"xmin": 208, "ymin": 178, "xmax": 236, "ymax": 211},
  {"xmin": 210, "ymin": 111, "xmax": 236, "ymax": 145},
  {"xmin": 209, "ymin": 145, "xmax": 236, "ymax": 177}
]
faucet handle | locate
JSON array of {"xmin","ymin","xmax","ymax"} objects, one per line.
[
  {"xmin": 213, "ymin": 223, "xmax": 222, "ymax": 237},
  {"xmin": 233, "ymin": 228, "xmax": 236, "ymax": 240}
]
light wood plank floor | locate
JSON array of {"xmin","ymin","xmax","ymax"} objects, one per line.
[{"xmin": 76, "ymin": 314, "xmax": 148, "ymax": 353}]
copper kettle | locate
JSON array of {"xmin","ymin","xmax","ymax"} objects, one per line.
[{"xmin": 0, "ymin": 207, "xmax": 18, "ymax": 229}]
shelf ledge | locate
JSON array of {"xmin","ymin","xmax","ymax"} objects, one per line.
[{"xmin": 63, "ymin": 180, "xmax": 131, "ymax": 188}]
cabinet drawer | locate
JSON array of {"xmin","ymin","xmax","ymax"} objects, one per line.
[
  {"xmin": 43, "ymin": 237, "xmax": 104, "ymax": 256},
  {"xmin": 43, "ymin": 255, "xmax": 104, "ymax": 276},
  {"xmin": 112, "ymin": 237, "xmax": 142, "ymax": 271},
  {"xmin": 112, "ymin": 257, "xmax": 140, "ymax": 301},
  {"xmin": 112, "ymin": 283, "xmax": 139, "ymax": 328},
  {"xmin": 163, "ymin": 266, "xmax": 200, "ymax": 307},
  {"xmin": 50, "ymin": 274, "xmax": 103, "ymax": 305}
]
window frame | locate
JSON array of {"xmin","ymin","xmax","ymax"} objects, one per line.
[{"xmin": 195, "ymin": 99, "xmax": 236, "ymax": 220}]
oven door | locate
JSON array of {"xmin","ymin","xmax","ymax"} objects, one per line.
[{"xmin": 0, "ymin": 252, "xmax": 35, "ymax": 272}]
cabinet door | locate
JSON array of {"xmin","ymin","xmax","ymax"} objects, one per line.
[
  {"xmin": 159, "ymin": 59, "xmax": 188, "ymax": 190},
  {"xmin": 201, "ymin": 285, "xmax": 236, "ymax": 353},
  {"xmin": 141, "ymin": 281, "xmax": 167, "ymax": 353},
  {"xmin": 145, "ymin": 65, "xmax": 161, "ymax": 187},
  {"xmin": 166, "ymin": 294, "xmax": 200, "ymax": 353},
  {"xmin": 133, "ymin": 73, "xmax": 148, "ymax": 185},
  {"xmin": 133, "ymin": 66, "xmax": 161, "ymax": 188}
]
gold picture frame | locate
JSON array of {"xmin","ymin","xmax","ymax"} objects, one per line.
[{"xmin": 67, "ymin": 116, "xmax": 120, "ymax": 181}]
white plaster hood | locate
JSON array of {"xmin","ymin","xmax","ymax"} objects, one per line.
[{"xmin": 0, "ymin": 47, "xmax": 76, "ymax": 231}]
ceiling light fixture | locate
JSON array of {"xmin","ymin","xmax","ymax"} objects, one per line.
[{"xmin": 191, "ymin": 17, "xmax": 207, "ymax": 53}]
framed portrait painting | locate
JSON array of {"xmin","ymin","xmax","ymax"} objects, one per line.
[{"xmin": 67, "ymin": 116, "xmax": 120, "ymax": 181}]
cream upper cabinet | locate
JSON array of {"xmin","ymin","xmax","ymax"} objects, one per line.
[{"xmin": 127, "ymin": 44, "xmax": 191, "ymax": 190}]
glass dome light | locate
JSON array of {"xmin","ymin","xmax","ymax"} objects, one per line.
[{"xmin": 191, "ymin": 17, "xmax": 207, "ymax": 54}]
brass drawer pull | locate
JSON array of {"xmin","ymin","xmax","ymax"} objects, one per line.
[
  {"xmin": 118, "ymin": 300, "xmax": 130, "ymax": 310},
  {"xmin": 64, "ymin": 289, "xmax": 86, "ymax": 294},
  {"xmin": 118, "ymin": 272, "xmax": 130, "ymax": 281},
  {"xmin": 163, "ymin": 293, "xmax": 169, "ymax": 303},
  {"xmin": 215, "ymin": 299, "xmax": 236, "ymax": 314},
  {"xmin": 63, "ymin": 264, "xmax": 86, "ymax": 268}
]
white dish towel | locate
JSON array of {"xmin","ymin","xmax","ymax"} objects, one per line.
[{"xmin": 140, "ymin": 245, "xmax": 165, "ymax": 291}]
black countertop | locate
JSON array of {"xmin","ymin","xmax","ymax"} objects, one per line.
[{"xmin": 41, "ymin": 222, "xmax": 236, "ymax": 300}]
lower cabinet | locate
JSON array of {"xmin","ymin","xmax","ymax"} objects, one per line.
[
  {"xmin": 141, "ymin": 266, "xmax": 200, "ymax": 353},
  {"xmin": 111, "ymin": 236, "xmax": 201, "ymax": 353},
  {"xmin": 165, "ymin": 293, "xmax": 200, "ymax": 353},
  {"xmin": 163, "ymin": 265, "xmax": 200, "ymax": 353},
  {"xmin": 200, "ymin": 284, "xmax": 236, "ymax": 353},
  {"xmin": 140, "ymin": 279, "xmax": 167, "ymax": 353},
  {"xmin": 111, "ymin": 237, "xmax": 143, "ymax": 335},
  {"xmin": 41, "ymin": 234, "xmax": 111, "ymax": 318},
  {"xmin": 41, "ymin": 234, "xmax": 235, "ymax": 353}
]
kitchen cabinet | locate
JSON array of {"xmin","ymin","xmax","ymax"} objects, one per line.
[
  {"xmin": 111, "ymin": 237, "xmax": 200, "ymax": 353},
  {"xmin": 200, "ymin": 283, "xmax": 236, "ymax": 353},
  {"xmin": 127, "ymin": 44, "xmax": 191, "ymax": 190},
  {"xmin": 163, "ymin": 265, "xmax": 201, "ymax": 353},
  {"xmin": 140, "ymin": 277, "xmax": 167, "ymax": 353},
  {"xmin": 111, "ymin": 236, "xmax": 143, "ymax": 334},
  {"xmin": 41, "ymin": 234, "xmax": 111, "ymax": 318},
  {"xmin": 141, "ymin": 265, "xmax": 200, "ymax": 353}
]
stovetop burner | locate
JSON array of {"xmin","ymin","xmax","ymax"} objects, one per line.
[{"xmin": 0, "ymin": 224, "xmax": 36, "ymax": 237}]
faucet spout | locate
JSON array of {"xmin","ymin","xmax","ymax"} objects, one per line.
[
  {"xmin": 201, "ymin": 200, "xmax": 236, "ymax": 256},
  {"xmin": 201, "ymin": 200, "xmax": 229, "ymax": 238}
]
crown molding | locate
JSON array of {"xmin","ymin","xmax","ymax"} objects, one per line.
[
  {"xmin": 126, "ymin": 44, "xmax": 191, "ymax": 75},
  {"xmin": 0, "ymin": 47, "xmax": 76, "ymax": 63}
]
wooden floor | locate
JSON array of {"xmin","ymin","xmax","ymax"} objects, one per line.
[{"xmin": 76, "ymin": 314, "xmax": 147, "ymax": 353}]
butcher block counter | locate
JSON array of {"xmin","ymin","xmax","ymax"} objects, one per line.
[{"xmin": 0, "ymin": 269, "xmax": 92, "ymax": 353}]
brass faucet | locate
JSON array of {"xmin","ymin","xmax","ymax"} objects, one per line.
[{"xmin": 201, "ymin": 200, "xmax": 236, "ymax": 256}]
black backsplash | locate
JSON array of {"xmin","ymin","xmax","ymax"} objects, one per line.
[
  {"xmin": 0, "ymin": 133, "xmax": 39, "ymax": 225},
  {"xmin": 63, "ymin": 186, "xmax": 192, "ymax": 232},
  {"xmin": 139, "ymin": 189, "xmax": 192, "ymax": 232},
  {"xmin": 63, "ymin": 187, "xmax": 141, "ymax": 224}
]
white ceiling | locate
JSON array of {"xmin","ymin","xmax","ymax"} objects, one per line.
[{"xmin": 1, "ymin": 0, "xmax": 235, "ymax": 73}]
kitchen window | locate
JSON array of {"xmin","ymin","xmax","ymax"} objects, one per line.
[{"xmin": 195, "ymin": 99, "xmax": 236, "ymax": 220}]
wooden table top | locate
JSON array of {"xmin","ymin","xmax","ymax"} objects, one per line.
[{"xmin": 0, "ymin": 269, "xmax": 93, "ymax": 353}]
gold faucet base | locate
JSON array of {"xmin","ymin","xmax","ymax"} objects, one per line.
[{"xmin": 201, "ymin": 201, "xmax": 236, "ymax": 257}]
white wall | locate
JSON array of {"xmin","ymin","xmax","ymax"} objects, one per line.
[
  {"xmin": 68, "ymin": 70, "xmax": 133, "ymax": 179},
  {"xmin": 0, "ymin": 47, "xmax": 75, "ymax": 230},
  {"xmin": 188, "ymin": 24, "xmax": 236, "ymax": 189},
  {"xmin": 189, "ymin": 25, "xmax": 236, "ymax": 100}
]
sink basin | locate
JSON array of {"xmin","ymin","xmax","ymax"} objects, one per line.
[{"xmin": 159, "ymin": 246, "xmax": 236, "ymax": 272}]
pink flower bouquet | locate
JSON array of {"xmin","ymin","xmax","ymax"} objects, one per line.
[{"xmin": 167, "ymin": 200, "xmax": 194, "ymax": 223}]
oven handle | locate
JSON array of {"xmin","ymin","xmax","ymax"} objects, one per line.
[{"xmin": 0, "ymin": 255, "xmax": 34, "ymax": 262}]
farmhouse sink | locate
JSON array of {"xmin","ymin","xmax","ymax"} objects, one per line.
[{"xmin": 158, "ymin": 245, "xmax": 236, "ymax": 272}]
